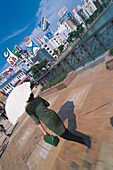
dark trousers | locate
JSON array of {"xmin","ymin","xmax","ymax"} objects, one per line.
[
  {"xmin": 0, "ymin": 125, "xmax": 10, "ymax": 137},
  {"xmin": 60, "ymin": 129, "xmax": 90, "ymax": 147}
]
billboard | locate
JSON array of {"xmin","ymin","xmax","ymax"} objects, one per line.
[
  {"xmin": 38, "ymin": 17, "xmax": 50, "ymax": 31},
  {"xmin": 77, "ymin": 5, "xmax": 84, "ymax": 14},
  {"xmin": 0, "ymin": 92, "xmax": 3, "ymax": 98},
  {"xmin": 68, "ymin": 12, "xmax": 73, "ymax": 18},
  {"xmin": 3, "ymin": 67, "xmax": 13, "ymax": 76},
  {"xmin": 4, "ymin": 48, "xmax": 18, "ymax": 66},
  {"xmin": 45, "ymin": 31, "xmax": 54, "ymax": 40},
  {"xmin": 12, "ymin": 45, "xmax": 22, "ymax": 56},
  {"xmin": 58, "ymin": 6, "xmax": 68, "ymax": 18},
  {"xmin": 24, "ymin": 37, "xmax": 40, "ymax": 55},
  {"xmin": 71, "ymin": 7, "xmax": 77, "ymax": 15},
  {"xmin": 36, "ymin": 36, "xmax": 44, "ymax": 45}
]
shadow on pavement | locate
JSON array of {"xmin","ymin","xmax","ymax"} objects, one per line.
[
  {"xmin": 58, "ymin": 101, "xmax": 91, "ymax": 141},
  {"xmin": 110, "ymin": 117, "xmax": 113, "ymax": 127},
  {"xmin": 0, "ymin": 141, "xmax": 9, "ymax": 159},
  {"xmin": 10, "ymin": 122, "xmax": 19, "ymax": 135},
  {"xmin": 0, "ymin": 122, "xmax": 19, "ymax": 159}
]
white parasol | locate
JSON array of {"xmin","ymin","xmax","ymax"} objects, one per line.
[{"xmin": 5, "ymin": 82, "xmax": 31, "ymax": 125}]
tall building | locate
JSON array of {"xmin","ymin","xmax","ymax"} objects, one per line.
[
  {"xmin": 66, "ymin": 17, "xmax": 78, "ymax": 30},
  {"xmin": 77, "ymin": 5, "xmax": 89, "ymax": 20},
  {"xmin": 0, "ymin": 71, "xmax": 27, "ymax": 96},
  {"xmin": 82, "ymin": 0, "xmax": 97, "ymax": 16},
  {"xmin": 71, "ymin": 7, "xmax": 86, "ymax": 27}
]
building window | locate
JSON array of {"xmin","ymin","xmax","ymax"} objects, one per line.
[
  {"xmin": 44, "ymin": 45, "xmax": 47, "ymax": 47},
  {"xmin": 47, "ymin": 48, "xmax": 49, "ymax": 50},
  {"xmin": 50, "ymin": 51, "xmax": 52, "ymax": 53}
]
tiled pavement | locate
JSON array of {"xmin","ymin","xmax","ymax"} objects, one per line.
[{"xmin": 0, "ymin": 62, "xmax": 113, "ymax": 170}]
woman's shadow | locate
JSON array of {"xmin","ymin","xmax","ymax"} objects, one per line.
[{"xmin": 58, "ymin": 101, "xmax": 90, "ymax": 139}]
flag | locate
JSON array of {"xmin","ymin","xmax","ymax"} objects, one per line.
[{"xmin": 4, "ymin": 48, "xmax": 18, "ymax": 66}]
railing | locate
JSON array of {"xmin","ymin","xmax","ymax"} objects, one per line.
[{"xmin": 36, "ymin": 18, "xmax": 113, "ymax": 86}]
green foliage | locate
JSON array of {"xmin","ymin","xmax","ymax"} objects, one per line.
[
  {"xmin": 58, "ymin": 45, "xmax": 64, "ymax": 52},
  {"xmin": 67, "ymin": 24, "xmax": 85, "ymax": 42},
  {"xmin": 53, "ymin": 50, "xmax": 58, "ymax": 55},
  {"xmin": 40, "ymin": 73, "xmax": 68, "ymax": 93},
  {"xmin": 109, "ymin": 46, "xmax": 113, "ymax": 56},
  {"xmin": 85, "ymin": 3, "xmax": 108, "ymax": 25},
  {"xmin": 30, "ymin": 59, "xmax": 48, "ymax": 78},
  {"xmin": 67, "ymin": 36, "xmax": 73, "ymax": 43},
  {"xmin": 49, "ymin": 73, "xmax": 67, "ymax": 87},
  {"xmin": 40, "ymin": 86, "xmax": 49, "ymax": 92}
]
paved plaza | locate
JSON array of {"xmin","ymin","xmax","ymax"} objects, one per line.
[{"xmin": 0, "ymin": 61, "xmax": 113, "ymax": 170}]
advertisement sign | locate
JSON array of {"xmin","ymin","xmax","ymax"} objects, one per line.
[
  {"xmin": 58, "ymin": 6, "xmax": 68, "ymax": 18},
  {"xmin": 45, "ymin": 32, "xmax": 53, "ymax": 40},
  {"xmin": 12, "ymin": 45, "xmax": 22, "ymax": 56},
  {"xmin": 36, "ymin": 36, "xmax": 44, "ymax": 45},
  {"xmin": 0, "ymin": 92, "xmax": 3, "ymax": 98},
  {"xmin": 71, "ymin": 7, "xmax": 77, "ymax": 15},
  {"xmin": 24, "ymin": 37, "xmax": 40, "ymax": 55},
  {"xmin": 3, "ymin": 67, "xmax": 13, "ymax": 76},
  {"xmin": 68, "ymin": 12, "xmax": 73, "ymax": 18},
  {"xmin": 4, "ymin": 48, "xmax": 18, "ymax": 66},
  {"xmin": 38, "ymin": 17, "xmax": 50, "ymax": 31},
  {"xmin": 77, "ymin": 5, "xmax": 84, "ymax": 14},
  {"xmin": 43, "ymin": 36, "xmax": 48, "ymax": 43}
]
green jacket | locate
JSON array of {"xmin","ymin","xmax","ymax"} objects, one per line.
[{"xmin": 26, "ymin": 96, "xmax": 66, "ymax": 136}]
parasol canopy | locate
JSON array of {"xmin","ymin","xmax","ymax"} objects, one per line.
[{"xmin": 5, "ymin": 82, "xmax": 31, "ymax": 125}]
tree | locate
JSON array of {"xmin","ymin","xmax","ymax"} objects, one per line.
[
  {"xmin": 67, "ymin": 36, "xmax": 73, "ymax": 43},
  {"xmin": 53, "ymin": 50, "xmax": 58, "ymax": 55},
  {"xmin": 58, "ymin": 45, "xmax": 64, "ymax": 52},
  {"xmin": 30, "ymin": 59, "xmax": 48, "ymax": 78}
]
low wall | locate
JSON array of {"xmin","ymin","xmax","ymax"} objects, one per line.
[{"xmin": 40, "ymin": 71, "xmax": 77, "ymax": 97}]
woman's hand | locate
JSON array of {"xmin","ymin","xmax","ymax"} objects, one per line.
[{"xmin": 43, "ymin": 131, "xmax": 47, "ymax": 135}]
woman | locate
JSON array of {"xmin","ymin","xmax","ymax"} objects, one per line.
[
  {"xmin": 0, "ymin": 106, "xmax": 8, "ymax": 120},
  {"xmin": 26, "ymin": 93, "xmax": 91, "ymax": 148},
  {"xmin": 0, "ymin": 124, "xmax": 11, "ymax": 137}
]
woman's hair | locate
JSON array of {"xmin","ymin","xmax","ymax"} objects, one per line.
[{"xmin": 27, "ymin": 93, "xmax": 34, "ymax": 102}]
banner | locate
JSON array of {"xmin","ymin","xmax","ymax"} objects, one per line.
[
  {"xmin": 4, "ymin": 48, "xmax": 18, "ymax": 66},
  {"xmin": 38, "ymin": 17, "xmax": 50, "ymax": 31}
]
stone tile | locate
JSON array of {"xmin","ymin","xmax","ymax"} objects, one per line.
[{"xmin": 81, "ymin": 160, "xmax": 92, "ymax": 170}]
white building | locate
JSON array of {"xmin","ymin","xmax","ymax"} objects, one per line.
[
  {"xmin": 77, "ymin": 5, "xmax": 90, "ymax": 19},
  {"xmin": 0, "ymin": 71, "xmax": 26, "ymax": 96},
  {"xmin": 83, "ymin": 0, "xmax": 97, "ymax": 16},
  {"xmin": 36, "ymin": 36, "xmax": 57, "ymax": 57},
  {"xmin": 71, "ymin": 7, "xmax": 86, "ymax": 27}
]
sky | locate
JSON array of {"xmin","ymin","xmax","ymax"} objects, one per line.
[{"xmin": 0, "ymin": 0, "xmax": 82, "ymax": 73}]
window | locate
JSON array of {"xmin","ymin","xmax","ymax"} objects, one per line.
[
  {"xmin": 50, "ymin": 51, "xmax": 52, "ymax": 53},
  {"xmin": 47, "ymin": 48, "xmax": 49, "ymax": 50},
  {"xmin": 44, "ymin": 45, "xmax": 47, "ymax": 47}
]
